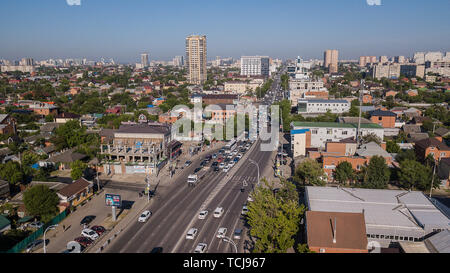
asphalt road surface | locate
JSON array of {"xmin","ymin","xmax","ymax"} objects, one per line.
[{"xmin": 105, "ymin": 139, "xmax": 274, "ymax": 253}]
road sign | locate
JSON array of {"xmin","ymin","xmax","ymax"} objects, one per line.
[{"xmin": 105, "ymin": 194, "xmax": 121, "ymax": 207}]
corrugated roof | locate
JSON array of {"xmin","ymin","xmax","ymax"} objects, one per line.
[{"xmin": 425, "ymin": 229, "xmax": 450, "ymax": 253}]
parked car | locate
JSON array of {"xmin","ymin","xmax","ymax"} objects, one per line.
[
  {"xmin": 194, "ymin": 167, "xmax": 202, "ymax": 173},
  {"xmin": 150, "ymin": 247, "xmax": 163, "ymax": 253},
  {"xmin": 212, "ymin": 154, "xmax": 217, "ymax": 159},
  {"xmin": 74, "ymin": 236, "xmax": 93, "ymax": 248},
  {"xmin": 241, "ymin": 205, "xmax": 249, "ymax": 215},
  {"xmin": 26, "ymin": 239, "xmax": 47, "ymax": 253},
  {"xmin": 233, "ymin": 229, "xmax": 242, "ymax": 240},
  {"xmin": 247, "ymin": 196, "xmax": 254, "ymax": 202},
  {"xmin": 91, "ymin": 225, "xmax": 106, "ymax": 236},
  {"xmin": 28, "ymin": 221, "xmax": 44, "ymax": 229},
  {"xmin": 194, "ymin": 243, "xmax": 207, "ymax": 253},
  {"xmin": 80, "ymin": 215, "xmax": 96, "ymax": 226},
  {"xmin": 198, "ymin": 210, "xmax": 208, "ymax": 220},
  {"xmin": 216, "ymin": 227, "xmax": 227, "ymax": 239},
  {"xmin": 219, "ymin": 162, "xmax": 225, "ymax": 169},
  {"xmin": 138, "ymin": 210, "xmax": 152, "ymax": 222},
  {"xmin": 217, "ymin": 157, "xmax": 223, "ymax": 163},
  {"xmin": 186, "ymin": 228, "xmax": 198, "ymax": 240},
  {"xmin": 228, "ymin": 161, "xmax": 235, "ymax": 168},
  {"xmin": 81, "ymin": 228, "xmax": 99, "ymax": 240}
]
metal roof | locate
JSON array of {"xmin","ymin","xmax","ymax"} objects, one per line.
[{"xmin": 306, "ymin": 186, "xmax": 450, "ymax": 238}]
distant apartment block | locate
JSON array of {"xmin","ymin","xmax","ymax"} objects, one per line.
[
  {"xmin": 224, "ymin": 80, "xmax": 262, "ymax": 94},
  {"xmin": 186, "ymin": 35, "xmax": 207, "ymax": 85},
  {"xmin": 359, "ymin": 56, "xmax": 377, "ymax": 67},
  {"xmin": 324, "ymin": 50, "xmax": 338, "ymax": 73},
  {"xmin": 240, "ymin": 56, "xmax": 270, "ymax": 77}
]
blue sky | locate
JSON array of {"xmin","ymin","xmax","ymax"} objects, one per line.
[{"xmin": 0, "ymin": 0, "xmax": 449, "ymax": 63}]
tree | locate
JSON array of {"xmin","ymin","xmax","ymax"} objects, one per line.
[
  {"xmin": 395, "ymin": 149, "xmax": 416, "ymax": 163},
  {"xmin": 0, "ymin": 161, "xmax": 23, "ymax": 186},
  {"xmin": 294, "ymin": 159, "xmax": 326, "ymax": 186},
  {"xmin": 361, "ymin": 156, "xmax": 390, "ymax": 189},
  {"xmin": 386, "ymin": 140, "xmax": 401, "ymax": 153},
  {"xmin": 70, "ymin": 160, "xmax": 87, "ymax": 180},
  {"xmin": 23, "ymin": 185, "xmax": 59, "ymax": 222},
  {"xmin": 247, "ymin": 179, "xmax": 305, "ymax": 253},
  {"xmin": 361, "ymin": 133, "xmax": 381, "ymax": 145},
  {"xmin": 398, "ymin": 159, "xmax": 436, "ymax": 191},
  {"xmin": 333, "ymin": 161, "xmax": 354, "ymax": 185}
]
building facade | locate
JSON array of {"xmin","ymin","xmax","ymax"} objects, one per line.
[
  {"xmin": 324, "ymin": 50, "xmax": 339, "ymax": 73},
  {"xmin": 186, "ymin": 35, "xmax": 207, "ymax": 85},
  {"xmin": 297, "ymin": 99, "xmax": 350, "ymax": 115},
  {"xmin": 240, "ymin": 56, "xmax": 270, "ymax": 77}
]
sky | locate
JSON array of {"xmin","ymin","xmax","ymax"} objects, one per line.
[{"xmin": 0, "ymin": 0, "xmax": 450, "ymax": 63}]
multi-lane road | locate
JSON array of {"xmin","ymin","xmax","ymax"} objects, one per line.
[{"xmin": 105, "ymin": 138, "xmax": 273, "ymax": 253}]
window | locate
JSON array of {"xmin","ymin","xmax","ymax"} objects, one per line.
[
  {"xmin": 312, "ymin": 130, "xmax": 318, "ymax": 134},
  {"xmin": 327, "ymin": 129, "xmax": 332, "ymax": 135},
  {"xmin": 342, "ymin": 131, "xmax": 348, "ymax": 135}
]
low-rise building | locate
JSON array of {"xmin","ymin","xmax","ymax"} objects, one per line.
[
  {"xmin": 297, "ymin": 99, "xmax": 350, "ymax": 115},
  {"xmin": 57, "ymin": 177, "xmax": 94, "ymax": 210},
  {"xmin": 369, "ymin": 109, "xmax": 397, "ymax": 128},
  {"xmin": 414, "ymin": 137, "xmax": 450, "ymax": 161},
  {"xmin": 0, "ymin": 114, "xmax": 16, "ymax": 135}
]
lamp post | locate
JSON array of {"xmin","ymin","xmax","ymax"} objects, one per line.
[
  {"xmin": 222, "ymin": 236, "xmax": 238, "ymax": 253},
  {"xmin": 43, "ymin": 224, "xmax": 58, "ymax": 253},
  {"xmin": 249, "ymin": 159, "xmax": 260, "ymax": 187}
]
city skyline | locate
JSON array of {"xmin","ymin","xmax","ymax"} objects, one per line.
[{"xmin": 0, "ymin": 0, "xmax": 450, "ymax": 63}]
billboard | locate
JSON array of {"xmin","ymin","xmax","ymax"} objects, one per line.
[{"xmin": 105, "ymin": 194, "xmax": 121, "ymax": 207}]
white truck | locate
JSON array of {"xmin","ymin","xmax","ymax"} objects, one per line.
[{"xmin": 187, "ymin": 168, "xmax": 209, "ymax": 187}]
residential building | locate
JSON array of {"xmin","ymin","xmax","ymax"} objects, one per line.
[
  {"xmin": 400, "ymin": 64, "xmax": 425, "ymax": 78},
  {"xmin": 47, "ymin": 148, "xmax": 88, "ymax": 170},
  {"xmin": 371, "ymin": 63, "xmax": 401, "ymax": 79},
  {"xmin": 306, "ymin": 211, "xmax": 368, "ymax": 253},
  {"xmin": 192, "ymin": 94, "xmax": 238, "ymax": 105},
  {"xmin": 359, "ymin": 56, "xmax": 377, "ymax": 67},
  {"xmin": 305, "ymin": 186, "xmax": 450, "ymax": 247},
  {"xmin": 29, "ymin": 102, "xmax": 59, "ymax": 116},
  {"xmin": 57, "ymin": 177, "xmax": 94, "ymax": 210},
  {"xmin": 54, "ymin": 112, "xmax": 81, "ymax": 124},
  {"xmin": 0, "ymin": 114, "xmax": 16, "ymax": 135},
  {"xmin": 324, "ymin": 50, "xmax": 338, "ymax": 73},
  {"xmin": 414, "ymin": 137, "xmax": 450, "ymax": 161},
  {"xmin": 141, "ymin": 53, "xmax": 149, "ymax": 68},
  {"xmin": 240, "ymin": 56, "xmax": 270, "ymax": 77},
  {"xmin": 224, "ymin": 80, "xmax": 262, "ymax": 94},
  {"xmin": 297, "ymin": 99, "xmax": 350, "ymax": 115},
  {"xmin": 288, "ymin": 78, "xmax": 327, "ymax": 106},
  {"xmin": 186, "ymin": 35, "xmax": 207, "ymax": 85},
  {"xmin": 369, "ymin": 109, "xmax": 397, "ymax": 128}
]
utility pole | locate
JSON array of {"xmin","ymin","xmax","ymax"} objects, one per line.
[
  {"xmin": 429, "ymin": 160, "xmax": 437, "ymax": 198},
  {"xmin": 356, "ymin": 79, "xmax": 364, "ymax": 145}
]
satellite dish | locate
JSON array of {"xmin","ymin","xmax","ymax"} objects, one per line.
[{"xmin": 66, "ymin": 241, "xmax": 82, "ymax": 253}]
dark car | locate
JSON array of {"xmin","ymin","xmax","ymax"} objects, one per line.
[
  {"xmin": 91, "ymin": 225, "xmax": 106, "ymax": 236},
  {"xmin": 211, "ymin": 161, "xmax": 218, "ymax": 167},
  {"xmin": 224, "ymin": 158, "xmax": 230, "ymax": 163},
  {"xmin": 80, "ymin": 215, "xmax": 96, "ymax": 226},
  {"xmin": 233, "ymin": 157, "xmax": 239, "ymax": 162},
  {"xmin": 150, "ymin": 247, "xmax": 163, "ymax": 253},
  {"xmin": 219, "ymin": 149, "xmax": 225, "ymax": 154},
  {"xmin": 74, "ymin": 236, "xmax": 93, "ymax": 248},
  {"xmin": 26, "ymin": 239, "xmax": 48, "ymax": 253},
  {"xmin": 200, "ymin": 160, "xmax": 208, "ymax": 167},
  {"xmin": 194, "ymin": 167, "xmax": 202, "ymax": 174},
  {"xmin": 213, "ymin": 166, "xmax": 220, "ymax": 172}
]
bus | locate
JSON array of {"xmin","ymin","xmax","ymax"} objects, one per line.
[{"xmin": 224, "ymin": 139, "xmax": 237, "ymax": 154}]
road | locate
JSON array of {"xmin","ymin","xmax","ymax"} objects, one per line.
[{"xmin": 105, "ymin": 138, "xmax": 273, "ymax": 253}]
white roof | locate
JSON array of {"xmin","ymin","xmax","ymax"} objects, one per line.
[{"xmin": 306, "ymin": 186, "xmax": 449, "ymax": 238}]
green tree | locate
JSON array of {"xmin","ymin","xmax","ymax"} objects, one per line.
[
  {"xmin": 395, "ymin": 149, "xmax": 416, "ymax": 163},
  {"xmin": 361, "ymin": 156, "xmax": 390, "ymax": 189},
  {"xmin": 23, "ymin": 185, "xmax": 60, "ymax": 222},
  {"xmin": 0, "ymin": 161, "xmax": 23, "ymax": 186},
  {"xmin": 70, "ymin": 160, "xmax": 87, "ymax": 180},
  {"xmin": 398, "ymin": 159, "xmax": 436, "ymax": 191},
  {"xmin": 45, "ymin": 114, "xmax": 54, "ymax": 122},
  {"xmin": 333, "ymin": 161, "xmax": 354, "ymax": 185},
  {"xmin": 386, "ymin": 140, "xmax": 401, "ymax": 153},
  {"xmin": 294, "ymin": 159, "xmax": 326, "ymax": 186}
]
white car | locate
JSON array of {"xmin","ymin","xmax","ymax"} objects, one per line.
[
  {"xmin": 216, "ymin": 227, "xmax": 227, "ymax": 239},
  {"xmin": 81, "ymin": 228, "xmax": 99, "ymax": 240},
  {"xmin": 186, "ymin": 228, "xmax": 198, "ymax": 240},
  {"xmin": 228, "ymin": 161, "xmax": 235, "ymax": 168},
  {"xmin": 194, "ymin": 243, "xmax": 207, "ymax": 253},
  {"xmin": 219, "ymin": 162, "xmax": 225, "ymax": 169},
  {"xmin": 223, "ymin": 165, "xmax": 230, "ymax": 173},
  {"xmin": 241, "ymin": 205, "xmax": 249, "ymax": 215},
  {"xmin": 213, "ymin": 207, "xmax": 224, "ymax": 218},
  {"xmin": 198, "ymin": 210, "xmax": 208, "ymax": 220},
  {"xmin": 138, "ymin": 210, "xmax": 152, "ymax": 222}
]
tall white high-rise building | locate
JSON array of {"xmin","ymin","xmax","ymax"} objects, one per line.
[
  {"xmin": 240, "ymin": 56, "xmax": 270, "ymax": 76},
  {"xmin": 186, "ymin": 35, "xmax": 207, "ymax": 85},
  {"xmin": 173, "ymin": 55, "xmax": 184, "ymax": 67},
  {"xmin": 141, "ymin": 53, "xmax": 149, "ymax": 67}
]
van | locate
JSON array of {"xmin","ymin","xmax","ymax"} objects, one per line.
[{"xmin": 213, "ymin": 207, "xmax": 224, "ymax": 218}]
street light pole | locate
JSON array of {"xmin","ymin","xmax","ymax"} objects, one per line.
[
  {"xmin": 222, "ymin": 236, "xmax": 238, "ymax": 253},
  {"xmin": 43, "ymin": 224, "xmax": 58, "ymax": 253}
]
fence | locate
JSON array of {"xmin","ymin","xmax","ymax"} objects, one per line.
[{"xmin": 5, "ymin": 209, "xmax": 67, "ymax": 253}]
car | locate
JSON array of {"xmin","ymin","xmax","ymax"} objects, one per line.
[
  {"xmin": 198, "ymin": 210, "xmax": 208, "ymax": 219},
  {"xmin": 194, "ymin": 167, "xmax": 202, "ymax": 173},
  {"xmin": 186, "ymin": 228, "xmax": 198, "ymax": 239},
  {"xmin": 213, "ymin": 207, "xmax": 224, "ymax": 218},
  {"xmin": 212, "ymin": 153, "xmax": 217, "ymax": 159},
  {"xmin": 26, "ymin": 239, "xmax": 47, "ymax": 253},
  {"xmin": 223, "ymin": 165, "xmax": 230, "ymax": 173},
  {"xmin": 237, "ymin": 153, "xmax": 243, "ymax": 158},
  {"xmin": 80, "ymin": 215, "xmax": 96, "ymax": 226},
  {"xmin": 150, "ymin": 247, "xmax": 163, "ymax": 253},
  {"xmin": 219, "ymin": 149, "xmax": 225, "ymax": 154},
  {"xmin": 81, "ymin": 228, "xmax": 99, "ymax": 240},
  {"xmin": 224, "ymin": 157, "xmax": 230, "ymax": 163},
  {"xmin": 211, "ymin": 161, "xmax": 218, "ymax": 167},
  {"xmin": 219, "ymin": 162, "xmax": 225, "ymax": 169},
  {"xmin": 213, "ymin": 166, "xmax": 220, "ymax": 172},
  {"xmin": 216, "ymin": 227, "xmax": 227, "ymax": 239},
  {"xmin": 200, "ymin": 160, "xmax": 207, "ymax": 167},
  {"xmin": 74, "ymin": 236, "xmax": 93, "ymax": 248},
  {"xmin": 241, "ymin": 205, "xmax": 249, "ymax": 215},
  {"xmin": 28, "ymin": 221, "xmax": 44, "ymax": 229},
  {"xmin": 233, "ymin": 229, "xmax": 243, "ymax": 240},
  {"xmin": 228, "ymin": 161, "xmax": 235, "ymax": 167},
  {"xmin": 233, "ymin": 157, "xmax": 239, "ymax": 162},
  {"xmin": 217, "ymin": 157, "xmax": 223, "ymax": 163},
  {"xmin": 194, "ymin": 243, "xmax": 207, "ymax": 253},
  {"xmin": 91, "ymin": 225, "xmax": 106, "ymax": 236},
  {"xmin": 138, "ymin": 210, "xmax": 152, "ymax": 222},
  {"xmin": 184, "ymin": 160, "xmax": 192, "ymax": 167},
  {"xmin": 245, "ymin": 144, "xmax": 251, "ymax": 149}
]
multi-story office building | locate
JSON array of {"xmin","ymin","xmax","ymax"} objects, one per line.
[
  {"xmin": 141, "ymin": 53, "xmax": 149, "ymax": 68},
  {"xmin": 240, "ymin": 56, "xmax": 270, "ymax": 77},
  {"xmin": 289, "ymin": 78, "xmax": 328, "ymax": 106},
  {"xmin": 324, "ymin": 50, "xmax": 338, "ymax": 73},
  {"xmin": 297, "ymin": 99, "xmax": 350, "ymax": 115},
  {"xmin": 186, "ymin": 35, "xmax": 207, "ymax": 85}
]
